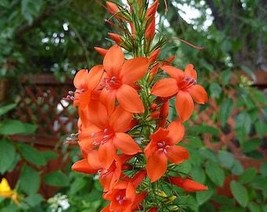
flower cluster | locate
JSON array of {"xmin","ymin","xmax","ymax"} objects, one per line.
[{"xmin": 71, "ymin": 1, "xmax": 208, "ymax": 211}]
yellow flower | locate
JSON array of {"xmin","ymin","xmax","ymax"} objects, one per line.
[{"xmin": 0, "ymin": 178, "xmax": 19, "ymax": 204}]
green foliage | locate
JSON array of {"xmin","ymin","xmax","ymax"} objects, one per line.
[
  {"xmin": 0, "ymin": 120, "xmax": 36, "ymax": 135},
  {"xmin": 19, "ymin": 165, "xmax": 41, "ymax": 195},
  {"xmin": 0, "ymin": 139, "xmax": 16, "ymax": 174},
  {"xmin": 1, "ymin": 0, "xmax": 267, "ymax": 211},
  {"xmin": 44, "ymin": 171, "xmax": 69, "ymax": 187},
  {"xmin": 230, "ymin": 181, "xmax": 249, "ymax": 207}
]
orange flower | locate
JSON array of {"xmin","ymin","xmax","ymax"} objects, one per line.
[
  {"xmin": 73, "ymin": 154, "xmax": 125, "ymax": 192},
  {"xmin": 145, "ymin": 121, "xmax": 189, "ymax": 182},
  {"xmin": 73, "ymin": 66, "xmax": 103, "ymax": 108},
  {"xmin": 103, "ymin": 171, "xmax": 146, "ymax": 212},
  {"xmin": 99, "ymin": 45, "xmax": 149, "ymax": 113},
  {"xmin": 169, "ymin": 177, "xmax": 208, "ymax": 192},
  {"xmin": 151, "ymin": 64, "xmax": 208, "ymax": 122},
  {"xmin": 79, "ymin": 105, "xmax": 141, "ymax": 168},
  {"xmin": 103, "ymin": 181, "xmax": 137, "ymax": 212}
]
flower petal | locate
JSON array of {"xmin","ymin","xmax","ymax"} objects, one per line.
[
  {"xmin": 87, "ymin": 150, "xmax": 103, "ymax": 170},
  {"xmin": 73, "ymin": 69, "xmax": 88, "ymax": 89},
  {"xmin": 87, "ymin": 102, "xmax": 109, "ymax": 128},
  {"xmin": 120, "ymin": 57, "xmax": 149, "ymax": 84},
  {"xmin": 151, "ymin": 78, "xmax": 178, "ymax": 97},
  {"xmin": 100, "ymin": 88, "xmax": 116, "ymax": 114},
  {"xmin": 113, "ymin": 133, "xmax": 141, "ymax": 155},
  {"xmin": 161, "ymin": 65, "xmax": 184, "ymax": 81},
  {"xmin": 187, "ymin": 85, "xmax": 208, "ymax": 104},
  {"xmin": 103, "ymin": 45, "xmax": 124, "ymax": 76},
  {"xmin": 109, "ymin": 106, "xmax": 133, "ymax": 132},
  {"xmin": 116, "ymin": 84, "xmax": 144, "ymax": 113},
  {"xmin": 175, "ymin": 91, "xmax": 194, "ymax": 122},
  {"xmin": 184, "ymin": 64, "xmax": 197, "ymax": 80},
  {"xmin": 166, "ymin": 121, "xmax": 185, "ymax": 145},
  {"xmin": 98, "ymin": 142, "xmax": 116, "ymax": 168},
  {"xmin": 166, "ymin": 146, "xmax": 189, "ymax": 164},
  {"xmin": 88, "ymin": 65, "xmax": 104, "ymax": 89},
  {"xmin": 72, "ymin": 159, "xmax": 98, "ymax": 174},
  {"xmin": 146, "ymin": 152, "xmax": 167, "ymax": 182}
]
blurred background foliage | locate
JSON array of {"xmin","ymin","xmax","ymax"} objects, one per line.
[{"xmin": 0, "ymin": 0, "xmax": 267, "ymax": 211}]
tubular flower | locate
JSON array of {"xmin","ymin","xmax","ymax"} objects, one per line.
[
  {"xmin": 151, "ymin": 64, "xmax": 208, "ymax": 122},
  {"xmin": 78, "ymin": 105, "xmax": 141, "ymax": 168},
  {"xmin": 145, "ymin": 121, "xmax": 189, "ymax": 182},
  {"xmin": 72, "ymin": 66, "xmax": 103, "ymax": 108},
  {"xmin": 99, "ymin": 45, "xmax": 149, "ymax": 113},
  {"xmin": 103, "ymin": 171, "xmax": 146, "ymax": 212},
  {"xmin": 169, "ymin": 177, "xmax": 208, "ymax": 192}
]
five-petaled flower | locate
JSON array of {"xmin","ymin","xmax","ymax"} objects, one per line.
[
  {"xmin": 145, "ymin": 121, "xmax": 189, "ymax": 182},
  {"xmin": 151, "ymin": 64, "xmax": 208, "ymax": 122}
]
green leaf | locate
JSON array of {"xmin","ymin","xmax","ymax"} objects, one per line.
[
  {"xmin": 196, "ymin": 189, "xmax": 214, "ymax": 205},
  {"xmin": 235, "ymin": 112, "xmax": 251, "ymax": 134},
  {"xmin": 44, "ymin": 171, "xmax": 69, "ymax": 187},
  {"xmin": 240, "ymin": 65, "xmax": 254, "ymax": 79},
  {"xmin": 0, "ymin": 120, "xmax": 36, "ymax": 135},
  {"xmin": 239, "ymin": 168, "xmax": 257, "ymax": 184},
  {"xmin": 189, "ymin": 125, "xmax": 219, "ymax": 136},
  {"xmin": 19, "ymin": 165, "xmax": 40, "ymax": 195},
  {"xmin": 0, "ymin": 139, "xmax": 16, "ymax": 174},
  {"xmin": 205, "ymin": 161, "xmax": 225, "ymax": 186},
  {"xmin": 255, "ymin": 120, "xmax": 267, "ymax": 138},
  {"xmin": 260, "ymin": 163, "xmax": 267, "ymax": 177},
  {"xmin": 209, "ymin": 82, "xmax": 222, "ymax": 99},
  {"xmin": 191, "ymin": 166, "xmax": 206, "ymax": 184},
  {"xmin": 24, "ymin": 193, "xmax": 43, "ymax": 207},
  {"xmin": 248, "ymin": 202, "xmax": 261, "ymax": 212},
  {"xmin": 18, "ymin": 143, "xmax": 46, "ymax": 167},
  {"xmin": 221, "ymin": 70, "xmax": 231, "ymax": 85},
  {"xmin": 219, "ymin": 99, "xmax": 233, "ymax": 126},
  {"xmin": 241, "ymin": 139, "xmax": 261, "ymax": 153},
  {"xmin": 199, "ymin": 149, "xmax": 218, "ymax": 162},
  {"xmin": 230, "ymin": 180, "xmax": 248, "ymax": 207},
  {"xmin": 69, "ymin": 177, "xmax": 87, "ymax": 195},
  {"xmin": 21, "ymin": 0, "xmax": 42, "ymax": 24},
  {"xmin": 41, "ymin": 151, "xmax": 58, "ymax": 162},
  {"xmin": 0, "ymin": 103, "xmax": 16, "ymax": 116},
  {"xmin": 231, "ymin": 160, "xmax": 244, "ymax": 175},
  {"xmin": 218, "ymin": 150, "xmax": 234, "ymax": 169}
]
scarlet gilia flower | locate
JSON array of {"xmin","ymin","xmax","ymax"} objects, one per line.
[
  {"xmin": 72, "ymin": 66, "xmax": 103, "ymax": 108},
  {"xmin": 145, "ymin": 121, "xmax": 189, "ymax": 182},
  {"xmin": 103, "ymin": 171, "xmax": 146, "ymax": 212},
  {"xmin": 99, "ymin": 45, "xmax": 149, "ymax": 113},
  {"xmin": 73, "ymin": 154, "xmax": 129, "ymax": 192},
  {"xmin": 151, "ymin": 64, "xmax": 208, "ymax": 122},
  {"xmin": 78, "ymin": 105, "xmax": 141, "ymax": 169},
  {"xmin": 169, "ymin": 177, "xmax": 208, "ymax": 192}
]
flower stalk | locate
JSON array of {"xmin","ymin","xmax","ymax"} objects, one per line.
[{"xmin": 70, "ymin": 1, "xmax": 209, "ymax": 211}]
